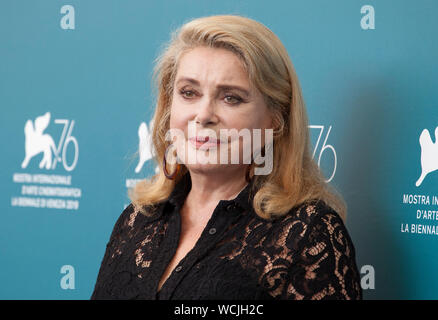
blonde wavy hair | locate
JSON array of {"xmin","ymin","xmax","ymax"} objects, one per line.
[{"xmin": 129, "ymin": 14, "xmax": 347, "ymax": 220}]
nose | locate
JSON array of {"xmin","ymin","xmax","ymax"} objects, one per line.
[{"xmin": 195, "ymin": 96, "xmax": 218, "ymax": 126}]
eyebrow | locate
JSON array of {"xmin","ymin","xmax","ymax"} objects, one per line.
[{"xmin": 175, "ymin": 77, "xmax": 251, "ymax": 97}]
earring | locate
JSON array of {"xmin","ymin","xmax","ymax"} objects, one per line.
[{"xmin": 163, "ymin": 155, "xmax": 180, "ymax": 180}]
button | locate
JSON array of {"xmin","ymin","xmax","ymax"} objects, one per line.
[
  {"xmin": 226, "ymin": 204, "xmax": 235, "ymax": 211},
  {"xmin": 175, "ymin": 266, "xmax": 183, "ymax": 272},
  {"xmin": 209, "ymin": 228, "xmax": 217, "ymax": 235}
]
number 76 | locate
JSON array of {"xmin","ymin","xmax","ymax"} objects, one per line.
[{"xmin": 308, "ymin": 125, "xmax": 337, "ymax": 183}]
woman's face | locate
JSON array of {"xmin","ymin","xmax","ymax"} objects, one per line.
[{"xmin": 169, "ymin": 46, "xmax": 272, "ymax": 176}]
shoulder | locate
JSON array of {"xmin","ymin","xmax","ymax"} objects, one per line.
[
  {"xmin": 284, "ymin": 199, "xmax": 342, "ymax": 225},
  {"xmin": 106, "ymin": 204, "xmax": 136, "ymax": 240},
  {"xmin": 109, "ymin": 202, "xmax": 164, "ymax": 239},
  {"xmin": 270, "ymin": 199, "xmax": 355, "ymax": 256},
  {"xmin": 271, "ymin": 199, "xmax": 343, "ymax": 230},
  {"xmin": 262, "ymin": 200, "xmax": 362, "ymax": 299}
]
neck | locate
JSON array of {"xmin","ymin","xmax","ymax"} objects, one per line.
[{"xmin": 184, "ymin": 166, "xmax": 248, "ymax": 213}]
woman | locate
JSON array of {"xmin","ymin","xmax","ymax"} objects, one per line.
[{"xmin": 91, "ymin": 15, "xmax": 362, "ymax": 300}]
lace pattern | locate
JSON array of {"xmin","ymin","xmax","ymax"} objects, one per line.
[{"xmin": 91, "ymin": 175, "xmax": 362, "ymax": 300}]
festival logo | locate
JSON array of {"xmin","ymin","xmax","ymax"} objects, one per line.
[
  {"xmin": 135, "ymin": 120, "xmax": 156, "ymax": 174},
  {"xmin": 400, "ymin": 126, "xmax": 438, "ymax": 236},
  {"xmin": 416, "ymin": 126, "xmax": 438, "ymax": 187},
  {"xmin": 21, "ymin": 112, "xmax": 56, "ymax": 170},
  {"xmin": 21, "ymin": 112, "xmax": 78, "ymax": 172},
  {"xmin": 124, "ymin": 120, "xmax": 158, "ymax": 208},
  {"xmin": 10, "ymin": 112, "xmax": 81, "ymax": 211}
]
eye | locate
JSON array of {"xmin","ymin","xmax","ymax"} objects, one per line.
[
  {"xmin": 224, "ymin": 94, "xmax": 243, "ymax": 105},
  {"xmin": 180, "ymin": 89, "xmax": 196, "ymax": 99}
]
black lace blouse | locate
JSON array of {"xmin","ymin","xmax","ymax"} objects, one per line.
[{"xmin": 91, "ymin": 172, "xmax": 362, "ymax": 300}]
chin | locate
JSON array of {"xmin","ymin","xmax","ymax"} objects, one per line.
[{"xmin": 185, "ymin": 163, "xmax": 223, "ymax": 174}]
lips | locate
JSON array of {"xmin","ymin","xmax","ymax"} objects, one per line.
[
  {"xmin": 191, "ymin": 136, "xmax": 220, "ymax": 143},
  {"xmin": 189, "ymin": 136, "xmax": 222, "ymax": 148}
]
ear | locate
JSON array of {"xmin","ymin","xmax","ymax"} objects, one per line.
[
  {"xmin": 261, "ymin": 109, "xmax": 273, "ymax": 130},
  {"xmin": 34, "ymin": 112, "xmax": 51, "ymax": 134},
  {"xmin": 267, "ymin": 110, "xmax": 283, "ymax": 135}
]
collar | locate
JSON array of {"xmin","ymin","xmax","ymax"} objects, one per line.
[
  {"xmin": 167, "ymin": 171, "xmax": 254, "ymax": 213},
  {"xmin": 140, "ymin": 172, "xmax": 255, "ymax": 223}
]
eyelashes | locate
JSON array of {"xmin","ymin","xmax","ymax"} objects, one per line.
[
  {"xmin": 178, "ymin": 88, "xmax": 244, "ymax": 105},
  {"xmin": 179, "ymin": 89, "xmax": 196, "ymax": 99}
]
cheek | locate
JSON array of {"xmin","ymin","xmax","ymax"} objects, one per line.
[
  {"xmin": 231, "ymin": 102, "xmax": 269, "ymax": 130},
  {"xmin": 233, "ymin": 116, "xmax": 263, "ymax": 132},
  {"xmin": 234, "ymin": 113, "xmax": 272, "ymax": 154},
  {"xmin": 169, "ymin": 105, "xmax": 189, "ymax": 132}
]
